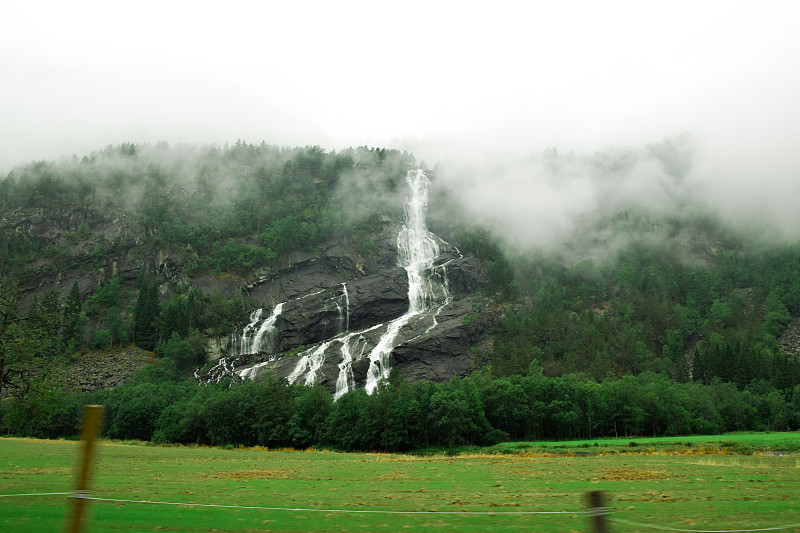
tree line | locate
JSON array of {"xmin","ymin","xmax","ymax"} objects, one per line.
[{"xmin": 3, "ymin": 364, "xmax": 798, "ymax": 451}]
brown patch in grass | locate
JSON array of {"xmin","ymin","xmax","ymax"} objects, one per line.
[
  {"xmin": 594, "ymin": 467, "xmax": 669, "ymax": 481},
  {"xmin": 617, "ymin": 489, "xmax": 686, "ymax": 502},
  {"xmin": 212, "ymin": 468, "xmax": 298, "ymax": 479},
  {"xmin": 9, "ymin": 468, "xmax": 71, "ymax": 474},
  {"xmin": 376, "ymin": 471, "xmax": 406, "ymax": 481}
]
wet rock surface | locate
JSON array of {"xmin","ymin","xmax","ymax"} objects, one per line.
[
  {"xmin": 208, "ymin": 235, "xmax": 494, "ymax": 394},
  {"xmin": 3, "ymin": 202, "xmax": 494, "ymax": 396}
]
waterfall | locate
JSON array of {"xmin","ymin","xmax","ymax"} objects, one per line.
[
  {"xmin": 365, "ymin": 168, "xmax": 447, "ymax": 394},
  {"xmin": 239, "ymin": 359, "xmax": 273, "ymax": 381},
  {"xmin": 341, "ymin": 283, "xmax": 350, "ymax": 333},
  {"xmin": 333, "ymin": 283, "xmax": 350, "ymax": 335},
  {"xmin": 232, "ymin": 168, "xmax": 452, "ymax": 396},
  {"xmin": 334, "ymin": 344, "xmax": 353, "ymax": 399},
  {"xmin": 251, "ymin": 303, "xmax": 283, "ymax": 353},
  {"xmin": 237, "ymin": 309, "xmax": 263, "ymax": 355},
  {"xmin": 235, "ymin": 290, "xmax": 331, "ymax": 357},
  {"xmin": 288, "ymin": 340, "xmax": 332, "ymax": 386},
  {"xmin": 236, "ymin": 303, "xmax": 283, "ymax": 355},
  {"xmin": 333, "ymin": 324, "xmax": 381, "ymax": 400},
  {"xmin": 334, "ymin": 301, "xmax": 344, "ymax": 333},
  {"xmin": 425, "ymin": 260, "xmax": 454, "ymax": 334},
  {"xmin": 334, "ymin": 335, "xmax": 361, "ymax": 400}
]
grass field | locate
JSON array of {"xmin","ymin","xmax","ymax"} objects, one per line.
[
  {"xmin": 1, "ymin": 433, "xmax": 799, "ymax": 532},
  {"xmin": 489, "ymin": 432, "xmax": 800, "ymax": 456}
]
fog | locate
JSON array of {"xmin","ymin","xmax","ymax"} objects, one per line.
[{"xmin": 3, "ymin": 0, "xmax": 799, "ymax": 245}]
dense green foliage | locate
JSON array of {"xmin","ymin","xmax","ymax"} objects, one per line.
[
  {"xmin": 459, "ymin": 215, "xmax": 800, "ymax": 395},
  {"xmin": 2, "ymin": 366, "xmax": 798, "ymax": 450}
]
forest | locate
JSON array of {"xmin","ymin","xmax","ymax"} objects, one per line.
[{"xmin": 1, "ymin": 141, "xmax": 799, "ymax": 450}]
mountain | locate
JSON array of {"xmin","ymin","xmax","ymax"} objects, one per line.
[
  {"xmin": 2, "ymin": 141, "xmax": 800, "ymax": 399},
  {"xmin": 0, "ymin": 143, "xmax": 495, "ymax": 395},
  {"xmin": 4, "ymin": 141, "xmax": 800, "ymax": 446},
  {"xmin": 199, "ymin": 170, "xmax": 492, "ymax": 395}
]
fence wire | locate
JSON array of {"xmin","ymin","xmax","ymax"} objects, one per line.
[
  {"xmin": 73, "ymin": 492, "xmax": 585, "ymax": 515},
  {"xmin": 2, "ymin": 491, "xmax": 799, "ymax": 531}
]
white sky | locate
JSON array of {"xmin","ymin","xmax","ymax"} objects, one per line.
[{"xmin": 2, "ymin": 0, "xmax": 797, "ymax": 168}]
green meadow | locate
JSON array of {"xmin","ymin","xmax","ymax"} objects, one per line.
[
  {"xmin": 490, "ymin": 431, "xmax": 800, "ymax": 456},
  {"xmin": 1, "ymin": 434, "xmax": 798, "ymax": 532}
]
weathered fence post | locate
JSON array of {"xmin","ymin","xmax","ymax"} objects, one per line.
[
  {"xmin": 586, "ymin": 490, "xmax": 610, "ymax": 533},
  {"xmin": 67, "ymin": 404, "xmax": 104, "ymax": 533}
]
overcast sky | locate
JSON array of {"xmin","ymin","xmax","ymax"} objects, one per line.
[
  {"xmin": 3, "ymin": 0, "xmax": 800, "ymax": 242},
  {"xmin": 2, "ymin": 0, "xmax": 796, "ymax": 165}
]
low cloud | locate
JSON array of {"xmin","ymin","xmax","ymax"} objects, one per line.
[{"xmin": 428, "ymin": 128, "xmax": 800, "ymax": 257}]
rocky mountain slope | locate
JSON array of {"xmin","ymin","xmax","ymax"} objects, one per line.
[
  {"xmin": 199, "ymin": 225, "xmax": 491, "ymax": 394},
  {"xmin": 199, "ymin": 169, "xmax": 494, "ymax": 395},
  {"xmin": 1, "ymin": 180, "xmax": 494, "ymax": 395}
]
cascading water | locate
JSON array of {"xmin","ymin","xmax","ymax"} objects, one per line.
[
  {"xmin": 288, "ymin": 340, "xmax": 332, "ymax": 385},
  {"xmin": 237, "ymin": 308, "xmax": 262, "ymax": 354},
  {"xmin": 235, "ymin": 303, "xmax": 283, "ymax": 355},
  {"xmin": 334, "ymin": 285, "xmax": 350, "ymax": 335},
  {"xmin": 229, "ymin": 168, "xmax": 452, "ymax": 396},
  {"xmin": 424, "ymin": 260, "xmax": 455, "ymax": 335},
  {"xmin": 334, "ymin": 338, "xmax": 359, "ymax": 400},
  {"xmin": 340, "ymin": 283, "xmax": 350, "ymax": 333},
  {"xmin": 365, "ymin": 168, "xmax": 450, "ymax": 393},
  {"xmin": 333, "ymin": 324, "xmax": 382, "ymax": 399},
  {"xmin": 286, "ymin": 283, "xmax": 353, "ymax": 387},
  {"xmin": 251, "ymin": 303, "xmax": 283, "ymax": 353}
]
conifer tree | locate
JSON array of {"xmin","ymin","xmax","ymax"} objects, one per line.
[
  {"xmin": 0, "ymin": 276, "xmax": 36, "ymax": 396},
  {"xmin": 39, "ymin": 289, "xmax": 62, "ymax": 356},
  {"xmin": 62, "ymin": 281, "xmax": 82, "ymax": 352},
  {"xmin": 133, "ymin": 275, "xmax": 160, "ymax": 350}
]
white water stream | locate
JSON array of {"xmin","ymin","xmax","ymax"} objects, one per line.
[
  {"xmin": 235, "ymin": 303, "xmax": 284, "ymax": 355},
  {"xmin": 364, "ymin": 169, "xmax": 450, "ymax": 393}
]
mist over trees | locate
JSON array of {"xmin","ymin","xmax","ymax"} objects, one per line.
[
  {"xmin": 1, "ymin": 140, "xmax": 799, "ymax": 448},
  {"xmin": 0, "ymin": 142, "xmax": 412, "ymax": 274}
]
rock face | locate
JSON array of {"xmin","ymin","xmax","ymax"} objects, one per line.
[
  {"xmin": 201, "ymin": 171, "xmax": 493, "ymax": 395},
  {"xmin": 274, "ymin": 266, "xmax": 410, "ymax": 350},
  {"xmin": 3, "ymin": 185, "xmax": 493, "ymax": 395},
  {"xmin": 200, "ymin": 244, "xmax": 491, "ymax": 394},
  {"xmin": 391, "ymin": 293, "xmax": 488, "ymax": 383},
  {"xmin": 0, "ymin": 205, "xmax": 197, "ymax": 308}
]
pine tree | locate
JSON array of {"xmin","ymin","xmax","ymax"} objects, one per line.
[
  {"xmin": 62, "ymin": 281, "xmax": 82, "ymax": 352},
  {"xmin": 0, "ymin": 276, "xmax": 36, "ymax": 396},
  {"xmin": 133, "ymin": 276, "xmax": 160, "ymax": 350},
  {"xmin": 40, "ymin": 289, "xmax": 62, "ymax": 356}
]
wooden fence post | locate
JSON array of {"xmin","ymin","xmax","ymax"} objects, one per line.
[
  {"xmin": 586, "ymin": 490, "xmax": 610, "ymax": 533},
  {"xmin": 67, "ymin": 404, "xmax": 104, "ymax": 533}
]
